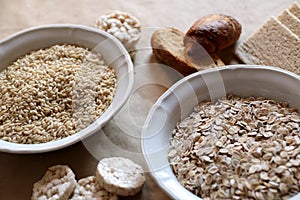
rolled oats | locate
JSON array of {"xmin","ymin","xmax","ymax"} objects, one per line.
[{"xmin": 168, "ymin": 94, "xmax": 300, "ymax": 199}]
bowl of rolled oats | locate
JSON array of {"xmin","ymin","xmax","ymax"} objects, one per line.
[
  {"xmin": 0, "ymin": 24, "xmax": 133, "ymax": 153},
  {"xmin": 142, "ymin": 65, "xmax": 300, "ymax": 200}
]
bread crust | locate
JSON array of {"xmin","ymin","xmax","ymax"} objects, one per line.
[
  {"xmin": 184, "ymin": 14, "xmax": 242, "ymax": 53},
  {"xmin": 151, "ymin": 28, "xmax": 224, "ymax": 76}
]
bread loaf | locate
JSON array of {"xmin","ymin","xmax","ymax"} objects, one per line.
[
  {"xmin": 151, "ymin": 28, "xmax": 224, "ymax": 76},
  {"xmin": 184, "ymin": 14, "xmax": 242, "ymax": 54}
]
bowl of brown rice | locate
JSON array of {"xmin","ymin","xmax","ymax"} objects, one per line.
[
  {"xmin": 0, "ymin": 24, "xmax": 133, "ymax": 153},
  {"xmin": 142, "ymin": 65, "xmax": 300, "ymax": 200}
]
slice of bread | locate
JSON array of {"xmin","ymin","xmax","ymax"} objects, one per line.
[
  {"xmin": 289, "ymin": 2, "xmax": 300, "ymax": 19},
  {"xmin": 278, "ymin": 9, "xmax": 300, "ymax": 37},
  {"xmin": 236, "ymin": 17, "xmax": 300, "ymax": 74},
  {"xmin": 151, "ymin": 28, "xmax": 224, "ymax": 76}
]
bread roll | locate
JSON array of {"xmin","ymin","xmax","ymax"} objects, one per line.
[
  {"xmin": 151, "ymin": 28, "xmax": 224, "ymax": 76},
  {"xmin": 184, "ymin": 14, "xmax": 242, "ymax": 53}
]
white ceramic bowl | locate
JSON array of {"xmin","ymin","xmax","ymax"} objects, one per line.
[
  {"xmin": 142, "ymin": 65, "xmax": 300, "ymax": 200},
  {"xmin": 0, "ymin": 24, "xmax": 134, "ymax": 153}
]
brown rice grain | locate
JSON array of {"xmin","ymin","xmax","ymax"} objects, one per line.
[{"xmin": 0, "ymin": 44, "xmax": 116, "ymax": 144}]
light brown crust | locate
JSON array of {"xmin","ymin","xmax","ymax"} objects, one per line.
[
  {"xmin": 151, "ymin": 28, "xmax": 224, "ymax": 76},
  {"xmin": 184, "ymin": 14, "xmax": 242, "ymax": 53}
]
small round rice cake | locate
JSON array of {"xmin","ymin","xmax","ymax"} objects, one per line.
[
  {"xmin": 95, "ymin": 10, "xmax": 141, "ymax": 51},
  {"xmin": 31, "ymin": 165, "xmax": 76, "ymax": 200},
  {"xmin": 95, "ymin": 157, "xmax": 145, "ymax": 196},
  {"xmin": 70, "ymin": 176, "xmax": 118, "ymax": 200}
]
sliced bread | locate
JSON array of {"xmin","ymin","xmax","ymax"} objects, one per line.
[
  {"xmin": 236, "ymin": 17, "xmax": 300, "ymax": 74},
  {"xmin": 151, "ymin": 28, "xmax": 224, "ymax": 76},
  {"xmin": 277, "ymin": 9, "xmax": 300, "ymax": 37},
  {"xmin": 289, "ymin": 2, "xmax": 300, "ymax": 19}
]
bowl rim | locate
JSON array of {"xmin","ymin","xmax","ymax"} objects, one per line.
[
  {"xmin": 141, "ymin": 64, "xmax": 300, "ymax": 200},
  {"xmin": 0, "ymin": 24, "xmax": 134, "ymax": 153}
]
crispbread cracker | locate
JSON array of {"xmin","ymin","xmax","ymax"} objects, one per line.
[
  {"xmin": 236, "ymin": 17, "xmax": 300, "ymax": 74},
  {"xmin": 289, "ymin": 2, "xmax": 300, "ymax": 19},
  {"xmin": 278, "ymin": 9, "xmax": 300, "ymax": 37}
]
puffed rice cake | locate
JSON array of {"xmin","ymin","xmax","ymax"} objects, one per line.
[
  {"xmin": 31, "ymin": 165, "xmax": 76, "ymax": 200},
  {"xmin": 95, "ymin": 157, "xmax": 145, "ymax": 196},
  {"xmin": 96, "ymin": 10, "xmax": 141, "ymax": 51},
  {"xmin": 70, "ymin": 176, "xmax": 118, "ymax": 200}
]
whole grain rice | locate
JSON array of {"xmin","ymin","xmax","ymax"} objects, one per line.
[{"xmin": 0, "ymin": 44, "xmax": 117, "ymax": 144}]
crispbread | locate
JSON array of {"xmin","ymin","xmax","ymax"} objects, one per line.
[
  {"xmin": 278, "ymin": 9, "xmax": 300, "ymax": 37},
  {"xmin": 289, "ymin": 2, "xmax": 300, "ymax": 19},
  {"xmin": 236, "ymin": 17, "xmax": 300, "ymax": 74},
  {"xmin": 151, "ymin": 28, "xmax": 224, "ymax": 76}
]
